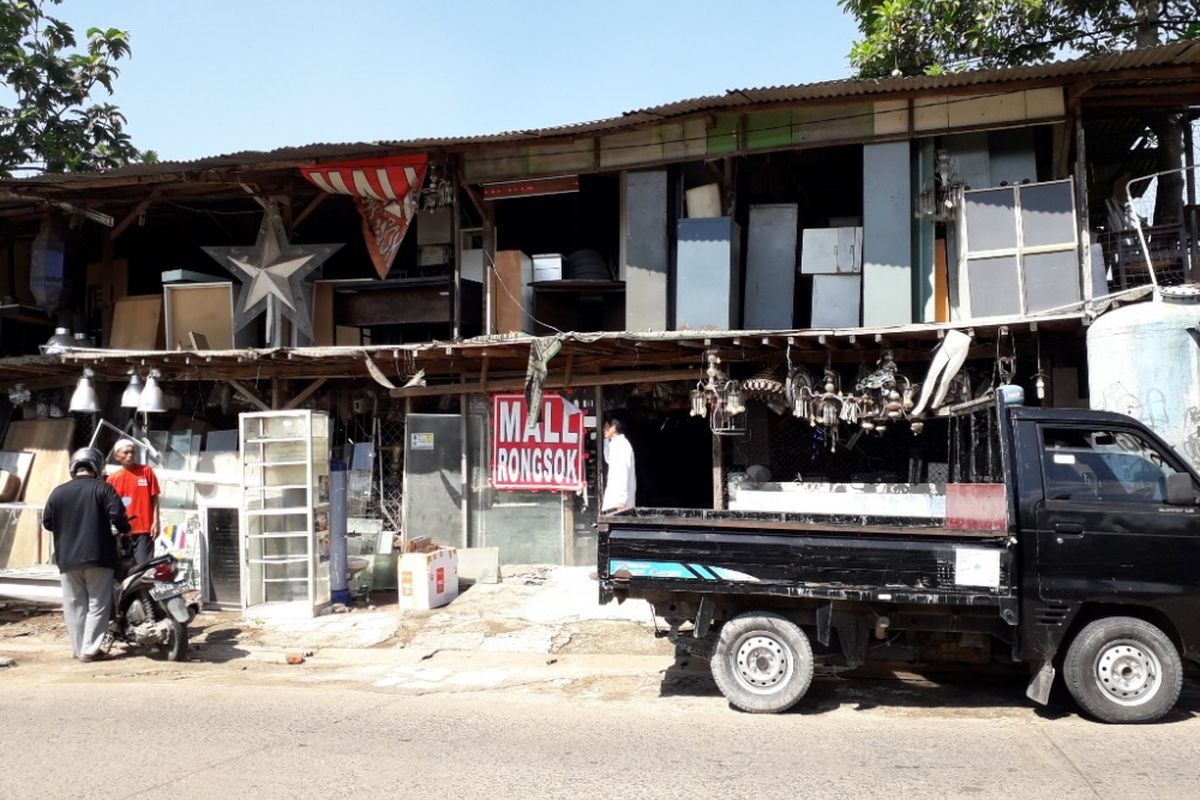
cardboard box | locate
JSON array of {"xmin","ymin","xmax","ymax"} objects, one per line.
[{"xmin": 398, "ymin": 548, "xmax": 459, "ymax": 610}]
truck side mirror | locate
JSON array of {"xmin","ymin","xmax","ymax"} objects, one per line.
[{"xmin": 1165, "ymin": 472, "xmax": 1199, "ymax": 506}]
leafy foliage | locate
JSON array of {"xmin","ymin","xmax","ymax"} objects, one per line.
[
  {"xmin": 841, "ymin": 1, "xmax": 1200, "ymax": 78},
  {"xmin": 0, "ymin": 0, "xmax": 140, "ymax": 177}
]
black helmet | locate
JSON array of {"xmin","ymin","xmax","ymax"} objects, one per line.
[{"xmin": 69, "ymin": 447, "xmax": 104, "ymax": 477}]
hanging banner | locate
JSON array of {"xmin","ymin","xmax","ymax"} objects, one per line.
[
  {"xmin": 300, "ymin": 155, "xmax": 428, "ymax": 279},
  {"xmin": 491, "ymin": 394, "xmax": 585, "ymax": 492}
]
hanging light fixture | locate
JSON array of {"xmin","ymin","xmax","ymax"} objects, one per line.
[
  {"xmin": 689, "ymin": 382, "xmax": 708, "ymax": 418},
  {"xmin": 723, "ymin": 380, "xmax": 746, "ymax": 416},
  {"xmin": 137, "ymin": 369, "xmax": 166, "ymax": 414},
  {"xmin": 120, "ymin": 369, "xmax": 143, "ymax": 409},
  {"xmin": 68, "ymin": 368, "xmax": 100, "ymax": 413}
]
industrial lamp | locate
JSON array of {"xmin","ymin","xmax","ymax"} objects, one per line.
[
  {"xmin": 68, "ymin": 368, "xmax": 100, "ymax": 413},
  {"xmin": 120, "ymin": 369, "xmax": 143, "ymax": 409},
  {"xmin": 136, "ymin": 369, "xmax": 166, "ymax": 414}
]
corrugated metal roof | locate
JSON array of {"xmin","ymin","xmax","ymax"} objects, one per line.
[{"xmin": 7, "ymin": 39, "xmax": 1199, "ymax": 188}]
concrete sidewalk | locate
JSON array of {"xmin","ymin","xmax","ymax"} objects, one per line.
[
  {"xmin": 1, "ymin": 566, "xmax": 675, "ymax": 686},
  {"xmin": 0, "ymin": 566, "xmax": 690, "ymax": 701}
]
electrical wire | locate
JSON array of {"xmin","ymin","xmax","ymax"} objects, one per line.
[{"xmin": 485, "ymin": 250, "xmax": 565, "ymax": 335}]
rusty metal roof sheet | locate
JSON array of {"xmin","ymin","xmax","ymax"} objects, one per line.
[{"xmin": 6, "ymin": 40, "xmax": 1198, "ymax": 188}]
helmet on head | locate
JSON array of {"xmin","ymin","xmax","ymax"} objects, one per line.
[{"xmin": 68, "ymin": 447, "xmax": 104, "ymax": 477}]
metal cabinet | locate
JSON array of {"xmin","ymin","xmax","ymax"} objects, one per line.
[
  {"xmin": 800, "ymin": 227, "xmax": 863, "ymax": 275},
  {"xmin": 239, "ymin": 410, "xmax": 330, "ymax": 618}
]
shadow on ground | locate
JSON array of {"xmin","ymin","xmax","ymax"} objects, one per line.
[{"xmin": 659, "ymin": 655, "xmax": 1200, "ymax": 722}]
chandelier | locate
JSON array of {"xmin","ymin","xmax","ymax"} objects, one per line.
[{"xmin": 688, "ymin": 351, "xmax": 747, "ymax": 436}]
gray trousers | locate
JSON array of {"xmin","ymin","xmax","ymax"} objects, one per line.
[{"xmin": 60, "ymin": 567, "xmax": 114, "ymax": 658}]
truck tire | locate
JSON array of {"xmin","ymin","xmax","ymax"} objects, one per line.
[
  {"xmin": 710, "ymin": 612, "xmax": 813, "ymax": 713},
  {"xmin": 1063, "ymin": 616, "xmax": 1183, "ymax": 724}
]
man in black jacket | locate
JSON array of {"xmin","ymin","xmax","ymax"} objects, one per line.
[{"xmin": 42, "ymin": 447, "xmax": 131, "ymax": 661}]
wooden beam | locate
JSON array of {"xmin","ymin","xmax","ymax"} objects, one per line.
[
  {"xmin": 226, "ymin": 379, "xmax": 269, "ymax": 411},
  {"xmin": 389, "ymin": 368, "xmax": 698, "ymax": 398},
  {"xmin": 289, "ymin": 192, "xmax": 327, "ymax": 233},
  {"xmin": 110, "ymin": 192, "xmax": 159, "ymax": 240},
  {"xmin": 283, "ymin": 377, "xmax": 328, "ymax": 410}
]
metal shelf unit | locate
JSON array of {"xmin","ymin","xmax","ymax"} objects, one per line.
[{"xmin": 239, "ymin": 410, "xmax": 331, "ymax": 618}]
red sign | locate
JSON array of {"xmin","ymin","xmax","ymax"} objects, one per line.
[{"xmin": 491, "ymin": 394, "xmax": 585, "ymax": 492}]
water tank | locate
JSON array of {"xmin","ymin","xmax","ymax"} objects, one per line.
[{"xmin": 1087, "ymin": 285, "xmax": 1200, "ymax": 469}]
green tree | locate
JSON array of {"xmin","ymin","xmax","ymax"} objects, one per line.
[
  {"xmin": 0, "ymin": 0, "xmax": 140, "ymax": 178},
  {"xmin": 840, "ymin": 1, "xmax": 1199, "ymax": 224},
  {"xmin": 841, "ymin": 1, "xmax": 1200, "ymax": 78}
]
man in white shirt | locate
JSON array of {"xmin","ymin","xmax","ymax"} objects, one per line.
[{"xmin": 601, "ymin": 411, "xmax": 637, "ymax": 513}]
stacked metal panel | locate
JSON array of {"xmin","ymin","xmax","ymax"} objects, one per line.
[
  {"xmin": 623, "ymin": 171, "xmax": 670, "ymax": 331},
  {"xmin": 675, "ymin": 217, "xmax": 741, "ymax": 330},
  {"xmin": 801, "ymin": 226, "xmax": 863, "ymax": 328},
  {"xmin": 744, "ymin": 204, "xmax": 799, "ymax": 329}
]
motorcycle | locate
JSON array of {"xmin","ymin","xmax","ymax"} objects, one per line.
[{"xmin": 103, "ymin": 534, "xmax": 198, "ymax": 662}]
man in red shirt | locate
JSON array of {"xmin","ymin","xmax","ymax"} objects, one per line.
[{"xmin": 107, "ymin": 439, "xmax": 161, "ymax": 566}]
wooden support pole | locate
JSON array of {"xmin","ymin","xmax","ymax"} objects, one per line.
[
  {"xmin": 1075, "ymin": 115, "xmax": 1094, "ymax": 302},
  {"xmin": 226, "ymin": 379, "xmax": 269, "ymax": 412},
  {"xmin": 1185, "ymin": 117, "xmax": 1197, "ymax": 281},
  {"xmin": 289, "ymin": 193, "xmax": 327, "ymax": 234},
  {"xmin": 482, "ymin": 201, "xmax": 496, "ymax": 335},
  {"xmin": 110, "ymin": 193, "xmax": 159, "ymax": 240},
  {"xmin": 271, "ymin": 378, "xmax": 283, "ymax": 410},
  {"xmin": 452, "ymin": 163, "xmax": 463, "ymax": 341},
  {"xmin": 282, "ymin": 377, "xmax": 328, "ymax": 410}
]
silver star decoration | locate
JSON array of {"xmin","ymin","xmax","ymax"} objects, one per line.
[{"xmin": 202, "ymin": 205, "xmax": 341, "ymax": 339}]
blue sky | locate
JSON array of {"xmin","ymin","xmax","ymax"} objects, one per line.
[{"xmin": 50, "ymin": 1, "xmax": 862, "ymax": 162}]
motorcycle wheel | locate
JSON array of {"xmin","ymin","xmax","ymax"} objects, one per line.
[{"xmin": 159, "ymin": 618, "xmax": 188, "ymax": 662}]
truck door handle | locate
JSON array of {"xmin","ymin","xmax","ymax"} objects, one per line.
[{"xmin": 1054, "ymin": 522, "xmax": 1084, "ymax": 538}]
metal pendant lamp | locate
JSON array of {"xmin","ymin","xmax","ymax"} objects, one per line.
[
  {"xmin": 120, "ymin": 370, "xmax": 143, "ymax": 409},
  {"xmin": 136, "ymin": 369, "xmax": 167, "ymax": 414},
  {"xmin": 68, "ymin": 368, "xmax": 100, "ymax": 413}
]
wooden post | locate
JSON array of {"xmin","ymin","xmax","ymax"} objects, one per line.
[
  {"xmin": 1074, "ymin": 115, "xmax": 1094, "ymax": 301},
  {"xmin": 271, "ymin": 378, "xmax": 283, "ymax": 410},
  {"xmin": 482, "ymin": 201, "xmax": 496, "ymax": 335},
  {"xmin": 594, "ymin": 385, "xmax": 605, "ymax": 509},
  {"xmin": 452, "ymin": 162, "xmax": 463, "ymax": 341},
  {"xmin": 712, "ymin": 434, "xmax": 725, "ymax": 511},
  {"xmin": 1184, "ymin": 118, "xmax": 1197, "ymax": 281}
]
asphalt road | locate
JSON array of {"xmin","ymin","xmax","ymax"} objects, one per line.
[{"xmin": 3, "ymin": 666, "xmax": 1200, "ymax": 800}]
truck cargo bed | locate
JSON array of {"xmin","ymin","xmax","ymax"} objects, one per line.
[{"xmin": 599, "ymin": 509, "xmax": 1016, "ymax": 609}]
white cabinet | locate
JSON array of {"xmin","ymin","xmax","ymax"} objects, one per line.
[
  {"xmin": 800, "ymin": 227, "xmax": 863, "ymax": 275},
  {"xmin": 239, "ymin": 410, "xmax": 330, "ymax": 618}
]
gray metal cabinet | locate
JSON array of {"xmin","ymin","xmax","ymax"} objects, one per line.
[
  {"xmin": 744, "ymin": 204, "xmax": 798, "ymax": 329},
  {"xmin": 675, "ymin": 217, "xmax": 741, "ymax": 330}
]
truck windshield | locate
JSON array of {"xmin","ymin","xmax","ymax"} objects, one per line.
[{"xmin": 1041, "ymin": 427, "xmax": 1180, "ymax": 503}]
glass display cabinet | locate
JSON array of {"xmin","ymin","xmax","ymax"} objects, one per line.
[{"xmin": 239, "ymin": 410, "xmax": 331, "ymax": 618}]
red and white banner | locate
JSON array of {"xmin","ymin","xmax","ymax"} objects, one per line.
[
  {"xmin": 491, "ymin": 394, "xmax": 585, "ymax": 492},
  {"xmin": 300, "ymin": 155, "xmax": 428, "ymax": 279}
]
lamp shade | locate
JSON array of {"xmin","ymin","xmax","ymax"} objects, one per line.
[
  {"xmin": 68, "ymin": 371, "xmax": 99, "ymax": 413},
  {"xmin": 120, "ymin": 372, "xmax": 143, "ymax": 408},
  {"xmin": 137, "ymin": 374, "xmax": 166, "ymax": 414}
]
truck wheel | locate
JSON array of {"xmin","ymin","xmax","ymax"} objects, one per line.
[
  {"xmin": 1063, "ymin": 616, "xmax": 1182, "ymax": 724},
  {"xmin": 711, "ymin": 612, "xmax": 813, "ymax": 713}
]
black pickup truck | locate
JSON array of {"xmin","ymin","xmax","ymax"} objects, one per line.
[{"xmin": 598, "ymin": 398, "xmax": 1200, "ymax": 722}]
